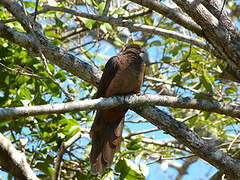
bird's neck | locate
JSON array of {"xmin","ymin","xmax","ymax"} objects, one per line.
[{"xmin": 123, "ymin": 49, "xmax": 140, "ymax": 56}]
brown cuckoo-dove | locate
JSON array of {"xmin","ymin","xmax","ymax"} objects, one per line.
[{"xmin": 90, "ymin": 44, "xmax": 145, "ymax": 173}]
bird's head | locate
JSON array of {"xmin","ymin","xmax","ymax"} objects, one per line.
[{"xmin": 123, "ymin": 44, "xmax": 144, "ymax": 55}]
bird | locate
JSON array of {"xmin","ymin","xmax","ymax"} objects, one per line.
[{"xmin": 90, "ymin": 44, "xmax": 145, "ymax": 174}]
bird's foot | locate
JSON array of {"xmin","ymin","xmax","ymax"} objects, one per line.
[{"xmin": 136, "ymin": 92, "xmax": 144, "ymax": 96}]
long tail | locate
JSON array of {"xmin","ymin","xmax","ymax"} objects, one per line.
[{"xmin": 90, "ymin": 106, "xmax": 127, "ymax": 174}]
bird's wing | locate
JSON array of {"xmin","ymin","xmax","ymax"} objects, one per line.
[{"xmin": 95, "ymin": 56, "xmax": 120, "ymax": 98}]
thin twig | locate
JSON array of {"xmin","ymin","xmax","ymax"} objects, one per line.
[
  {"xmin": 161, "ymin": 154, "xmax": 195, "ymax": 161},
  {"xmin": 141, "ymin": 137, "xmax": 190, "ymax": 152},
  {"xmin": 178, "ymin": 113, "xmax": 200, "ymax": 122},
  {"xmin": 146, "ymin": 76, "xmax": 216, "ymax": 98},
  {"xmin": 122, "ymin": 9, "xmax": 152, "ymax": 19},
  {"xmin": 39, "ymin": 51, "xmax": 75, "ymax": 101},
  {"xmin": 54, "ymin": 131, "xmax": 82, "ymax": 180},
  {"xmin": 34, "ymin": 0, "xmax": 39, "ymax": 21},
  {"xmin": 124, "ymin": 127, "xmax": 159, "ymax": 138},
  {"xmin": 219, "ymin": 0, "xmax": 227, "ymax": 19},
  {"xmin": 68, "ymin": 39, "xmax": 102, "ymax": 51},
  {"xmin": 175, "ymin": 156, "xmax": 198, "ymax": 180},
  {"xmin": 102, "ymin": 0, "xmax": 111, "ymax": 16},
  {"xmin": 0, "ymin": 62, "xmax": 51, "ymax": 80},
  {"xmin": 217, "ymin": 140, "xmax": 240, "ymax": 149},
  {"xmin": 227, "ymin": 133, "xmax": 240, "ymax": 152},
  {"xmin": 147, "ymin": 154, "xmax": 195, "ymax": 165},
  {"xmin": 125, "ymin": 119, "xmax": 148, "ymax": 123}
]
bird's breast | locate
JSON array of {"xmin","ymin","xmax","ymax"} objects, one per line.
[{"xmin": 105, "ymin": 59, "xmax": 145, "ymax": 97}]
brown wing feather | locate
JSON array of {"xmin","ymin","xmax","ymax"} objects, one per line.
[
  {"xmin": 95, "ymin": 56, "xmax": 119, "ymax": 98},
  {"xmin": 90, "ymin": 56, "xmax": 126, "ymax": 174}
]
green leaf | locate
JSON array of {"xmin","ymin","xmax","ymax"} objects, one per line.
[
  {"xmin": 170, "ymin": 45, "xmax": 182, "ymax": 56},
  {"xmin": 115, "ymin": 159, "xmax": 145, "ymax": 180},
  {"xmin": 2, "ymin": 42, "xmax": 8, "ymax": 48},
  {"xmin": 60, "ymin": 119, "xmax": 80, "ymax": 137},
  {"xmin": 102, "ymin": 171, "xmax": 114, "ymax": 180},
  {"xmin": 114, "ymin": 37, "xmax": 124, "ymax": 46},
  {"xmin": 45, "ymin": 30, "xmax": 61, "ymax": 39},
  {"xmin": 150, "ymin": 40, "xmax": 161, "ymax": 46},
  {"xmin": 85, "ymin": 19, "xmax": 96, "ymax": 29},
  {"xmin": 145, "ymin": 16, "xmax": 153, "ymax": 25},
  {"xmin": 23, "ymin": 1, "xmax": 35, "ymax": 8},
  {"xmin": 172, "ymin": 74, "xmax": 182, "ymax": 85},
  {"xmin": 113, "ymin": 8, "xmax": 125, "ymax": 15},
  {"xmin": 55, "ymin": 16, "xmax": 64, "ymax": 28},
  {"xmin": 98, "ymin": 2, "xmax": 105, "ymax": 14},
  {"xmin": 35, "ymin": 162, "xmax": 54, "ymax": 176},
  {"xmin": 127, "ymin": 138, "xmax": 142, "ymax": 150},
  {"xmin": 54, "ymin": 71, "xmax": 66, "ymax": 81},
  {"xmin": 100, "ymin": 23, "xmax": 113, "ymax": 33},
  {"xmin": 76, "ymin": 17, "xmax": 96, "ymax": 29},
  {"xmin": 18, "ymin": 86, "xmax": 32, "ymax": 100},
  {"xmin": 203, "ymin": 111, "xmax": 211, "ymax": 120},
  {"xmin": 201, "ymin": 71, "xmax": 214, "ymax": 92},
  {"xmin": 225, "ymin": 85, "xmax": 237, "ymax": 94},
  {"xmin": 131, "ymin": 41, "xmax": 144, "ymax": 46},
  {"xmin": 180, "ymin": 61, "xmax": 191, "ymax": 72},
  {"xmin": 162, "ymin": 56, "xmax": 172, "ymax": 63}
]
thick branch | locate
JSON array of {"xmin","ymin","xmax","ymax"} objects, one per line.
[
  {"xmin": 172, "ymin": 0, "xmax": 240, "ymax": 80},
  {"xmin": 0, "ymin": 25, "xmax": 101, "ymax": 87},
  {"xmin": 201, "ymin": 0, "xmax": 233, "ymax": 28},
  {"xmin": 0, "ymin": 133, "xmax": 39, "ymax": 180},
  {"xmin": 129, "ymin": 0, "xmax": 203, "ymax": 36},
  {"xmin": 0, "ymin": 2, "xmax": 101, "ymax": 86},
  {"xmin": 0, "ymin": 94, "xmax": 239, "ymax": 120},
  {"xmin": 0, "ymin": 24, "xmax": 33, "ymax": 49},
  {"xmin": 0, "ymin": 0, "xmax": 33, "ymax": 33},
  {"xmin": 133, "ymin": 105, "xmax": 240, "ymax": 180}
]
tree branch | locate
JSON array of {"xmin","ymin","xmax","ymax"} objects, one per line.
[
  {"xmin": 0, "ymin": 94, "xmax": 239, "ymax": 120},
  {"xmin": 0, "ymin": 133, "xmax": 39, "ymax": 180},
  {"xmin": 54, "ymin": 131, "xmax": 82, "ymax": 180},
  {"xmin": 122, "ymin": 9, "xmax": 152, "ymax": 19},
  {"xmin": 133, "ymin": 105, "xmax": 240, "ymax": 180},
  {"xmin": 140, "ymin": 137, "xmax": 190, "ymax": 152},
  {"xmin": 124, "ymin": 127, "xmax": 159, "ymax": 138},
  {"xmin": 172, "ymin": 0, "xmax": 240, "ymax": 80},
  {"xmin": 0, "ymin": 1, "xmax": 102, "ymax": 87},
  {"xmin": 102, "ymin": 0, "xmax": 111, "ymax": 16},
  {"xmin": 41, "ymin": 5, "xmax": 210, "ymax": 51},
  {"xmin": 0, "ymin": 24, "xmax": 34, "ymax": 50},
  {"xmin": 175, "ymin": 156, "xmax": 198, "ymax": 180},
  {"xmin": 0, "ymin": 62, "xmax": 50, "ymax": 80},
  {"xmin": 129, "ymin": 0, "xmax": 203, "ymax": 36}
]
